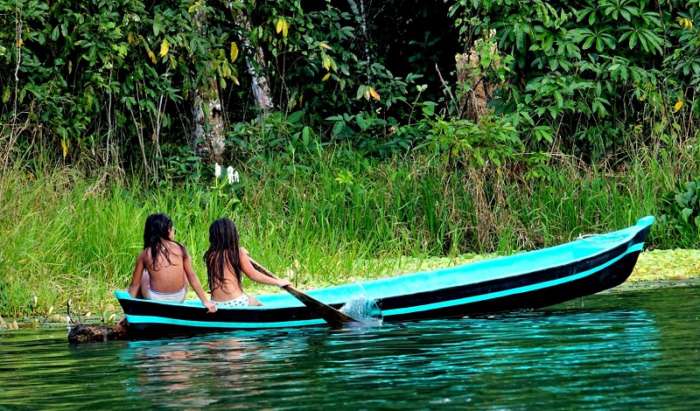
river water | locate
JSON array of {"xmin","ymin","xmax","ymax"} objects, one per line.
[{"xmin": 1, "ymin": 286, "xmax": 699, "ymax": 410}]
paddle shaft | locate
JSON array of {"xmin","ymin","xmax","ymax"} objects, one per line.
[
  {"xmin": 247, "ymin": 257, "xmax": 356, "ymax": 326},
  {"xmin": 246, "ymin": 257, "xmax": 298, "ymax": 293}
]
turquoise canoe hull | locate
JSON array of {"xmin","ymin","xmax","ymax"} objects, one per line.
[{"xmin": 116, "ymin": 216, "xmax": 654, "ymax": 334}]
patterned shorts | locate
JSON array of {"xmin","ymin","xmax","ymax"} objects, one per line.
[{"xmin": 214, "ymin": 294, "xmax": 250, "ymax": 308}]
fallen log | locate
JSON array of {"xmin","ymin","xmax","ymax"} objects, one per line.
[{"xmin": 68, "ymin": 321, "xmax": 129, "ymax": 344}]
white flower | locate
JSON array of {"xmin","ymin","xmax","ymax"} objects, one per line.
[
  {"xmin": 227, "ymin": 166, "xmax": 239, "ymax": 184},
  {"xmin": 214, "ymin": 163, "xmax": 222, "ymax": 178}
]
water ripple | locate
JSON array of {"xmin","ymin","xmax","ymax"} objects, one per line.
[{"xmin": 1, "ymin": 286, "xmax": 699, "ymax": 409}]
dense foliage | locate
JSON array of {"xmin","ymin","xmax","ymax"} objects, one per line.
[
  {"xmin": 1, "ymin": 0, "xmax": 454, "ymax": 164},
  {"xmin": 0, "ymin": 0, "xmax": 698, "ymax": 240},
  {"xmin": 2, "ymin": 0, "xmax": 695, "ymax": 162},
  {"xmin": 450, "ymin": 0, "xmax": 699, "ymax": 159}
]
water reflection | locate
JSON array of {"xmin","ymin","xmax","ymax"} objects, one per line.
[
  {"xmin": 121, "ymin": 334, "xmax": 263, "ymax": 408},
  {"xmin": 115, "ymin": 308, "xmax": 662, "ymax": 409}
]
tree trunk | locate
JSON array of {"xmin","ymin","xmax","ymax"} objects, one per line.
[
  {"xmin": 455, "ymin": 50, "xmax": 493, "ymax": 122},
  {"xmin": 455, "ymin": 31, "xmax": 500, "ymax": 122},
  {"xmin": 231, "ymin": 8, "xmax": 274, "ymax": 113},
  {"xmin": 346, "ymin": 0, "xmax": 372, "ymax": 84},
  {"xmin": 190, "ymin": 8, "xmax": 226, "ymax": 163},
  {"xmin": 191, "ymin": 79, "xmax": 226, "ymax": 163}
]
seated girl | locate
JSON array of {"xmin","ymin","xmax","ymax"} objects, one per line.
[
  {"xmin": 204, "ymin": 218, "xmax": 289, "ymax": 308},
  {"xmin": 128, "ymin": 213, "xmax": 217, "ymax": 313}
]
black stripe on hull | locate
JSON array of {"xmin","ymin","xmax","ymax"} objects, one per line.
[
  {"xmin": 377, "ymin": 241, "xmax": 629, "ymax": 311},
  {"xmin": 120, "ymin": 298, "xmax": 317, "ymax": 323},
  {"xmin": 385, "ymin": 250, "xmax": 640, "ymax": 322},
  {"xmin": 632, "ymin": 226, "xmax": 651, "ymax": 244}
]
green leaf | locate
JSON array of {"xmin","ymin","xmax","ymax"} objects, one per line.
[
  {"xmin": 332, "ymin": 121, "xmax": 345, "ymax": 137},
  {"xmin": 628, "ymin": 33, "xmax": 638, "ymax": 49},
  {"xmin": 355, "ymin": 85, "xmax": 366, "ymax": 100},
  {"xmin": 287, "ymin": 110, "xmax": 304, "ymax": 124},
  {"xmin": 516, "ymin": 29, "xmax": 525, "ymax": 51},
  {"xmin": 355, "ymin": 115, "xmax": 369, "ymax": 131},
  {"xmin": 602, "ymin": 35, "xmax": 616, "ymax": 50},
  {"xmin": 681, "ymin": 208, "xmax": 693, "ymax": 222},
  {"xmin": 302, "ymin": 126, "xmax": 312, "ymax": 145},
  {"xmin": 543, "ymin": 36, "xmax": 553, "ymax": 51},
  {"xmin": 554, "ymin": 91, "xmax": 564, "ymax": 107},
  {"xmin": 421, "ymin": 101, "xmax": 436, "ymax": 117}
]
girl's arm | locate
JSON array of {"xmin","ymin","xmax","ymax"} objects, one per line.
[
  {"xmin": 127, "ymin": 252, "xmax": 145, "ymax": 298},
  {"xmin": 240, "ymin": 250, "xmax": 290, "ymax": 288},
  {"xmin": 183, "ymin": 253, "xmax": 218, "ymax": 313}
]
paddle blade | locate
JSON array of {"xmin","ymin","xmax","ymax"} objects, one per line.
[
  {"xmin": 283, "ymin": 286, "xmax": 356, "ymax": 327},
  {"xmin": 246, "ymin": 256, "xmax": 356, "ymax": 327}
]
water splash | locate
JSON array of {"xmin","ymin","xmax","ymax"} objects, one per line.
[{"xmin": 340, "ymin": 297, "xmax": 383, "ymax": 326}]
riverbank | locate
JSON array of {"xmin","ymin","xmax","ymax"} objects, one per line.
[
  {"xmin": 0, "ymin": 248, "xmax": 698, "ymax": 328},
  {"xmin": 2, "ymin": 145, "xmax": 699, "ymax": 319}
]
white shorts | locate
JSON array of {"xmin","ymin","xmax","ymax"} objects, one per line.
[
  {"xmin": 147, "ymin": 287, "xmax": 186, "ymax": 303},
  {"xmin": 141, "ymin": 270, "xmax": 186, "ymax": 303}
]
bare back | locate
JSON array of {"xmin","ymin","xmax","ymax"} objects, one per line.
[
  {"xmin": 209, "ymin": 248, "xmax": 245, "ymax": 302},
  {"xmin": 141, "ymin": 241, "xmax": 187, "ymax": 293}
]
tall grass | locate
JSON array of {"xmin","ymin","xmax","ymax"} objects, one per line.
[{"xmin": 1, "ymin": 144, "xmax": 698, "ymax": 318}]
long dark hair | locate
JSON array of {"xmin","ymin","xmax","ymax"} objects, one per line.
[
  {"xmin": 143, "ymin": 213, "xmax": 182, "ymax": 269},
  {"xmin": 204, "ymin": 218, "xmax": 242, "ymax": 291}
]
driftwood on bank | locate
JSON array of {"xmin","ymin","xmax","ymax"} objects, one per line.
[{"xmin": 68, "ymin": 323, "xmax": 129, "ymax": 344}]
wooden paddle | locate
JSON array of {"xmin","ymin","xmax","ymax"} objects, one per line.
[{"xmin": 247, "ymin": 256, "xmax": 357, "ymax": 327}]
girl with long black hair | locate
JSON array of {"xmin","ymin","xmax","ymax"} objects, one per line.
[
  {"xmin": 204, "ymin": 218, "xmax": 289, "ymax": 307},
  {"xmin": 128, "ymin": 213, "xmax": 217, "ymax": 313}
]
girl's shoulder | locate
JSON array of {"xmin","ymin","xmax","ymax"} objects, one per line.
[
  {"xmin": 238, "ymin": 247, "xmax": 250, "ymax": 261},
  {"xmin": 167, "ymin": 240, "xmax": 188, "ymax": 257},
  {"xmin": 138, "ymin": 249, "xmax": 154, "ymax": 268}
]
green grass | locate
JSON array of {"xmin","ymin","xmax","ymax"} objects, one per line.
[{"xmin": 1, "ymin": 145, "xmax": 699, "ymax": 319}]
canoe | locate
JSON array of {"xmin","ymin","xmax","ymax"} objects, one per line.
[{"xmin": 116, "ymin": 216, "xmax": 654, "ymax": 335}]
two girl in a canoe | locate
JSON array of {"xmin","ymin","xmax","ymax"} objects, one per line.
[{"xmin": 127, "ymin": 214, "xmax": 289, "ymax": 311}]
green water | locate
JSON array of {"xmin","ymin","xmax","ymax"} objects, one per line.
[{"xmin": 1, "ymin": 286, "xmax": 699, "ymax": 410}]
